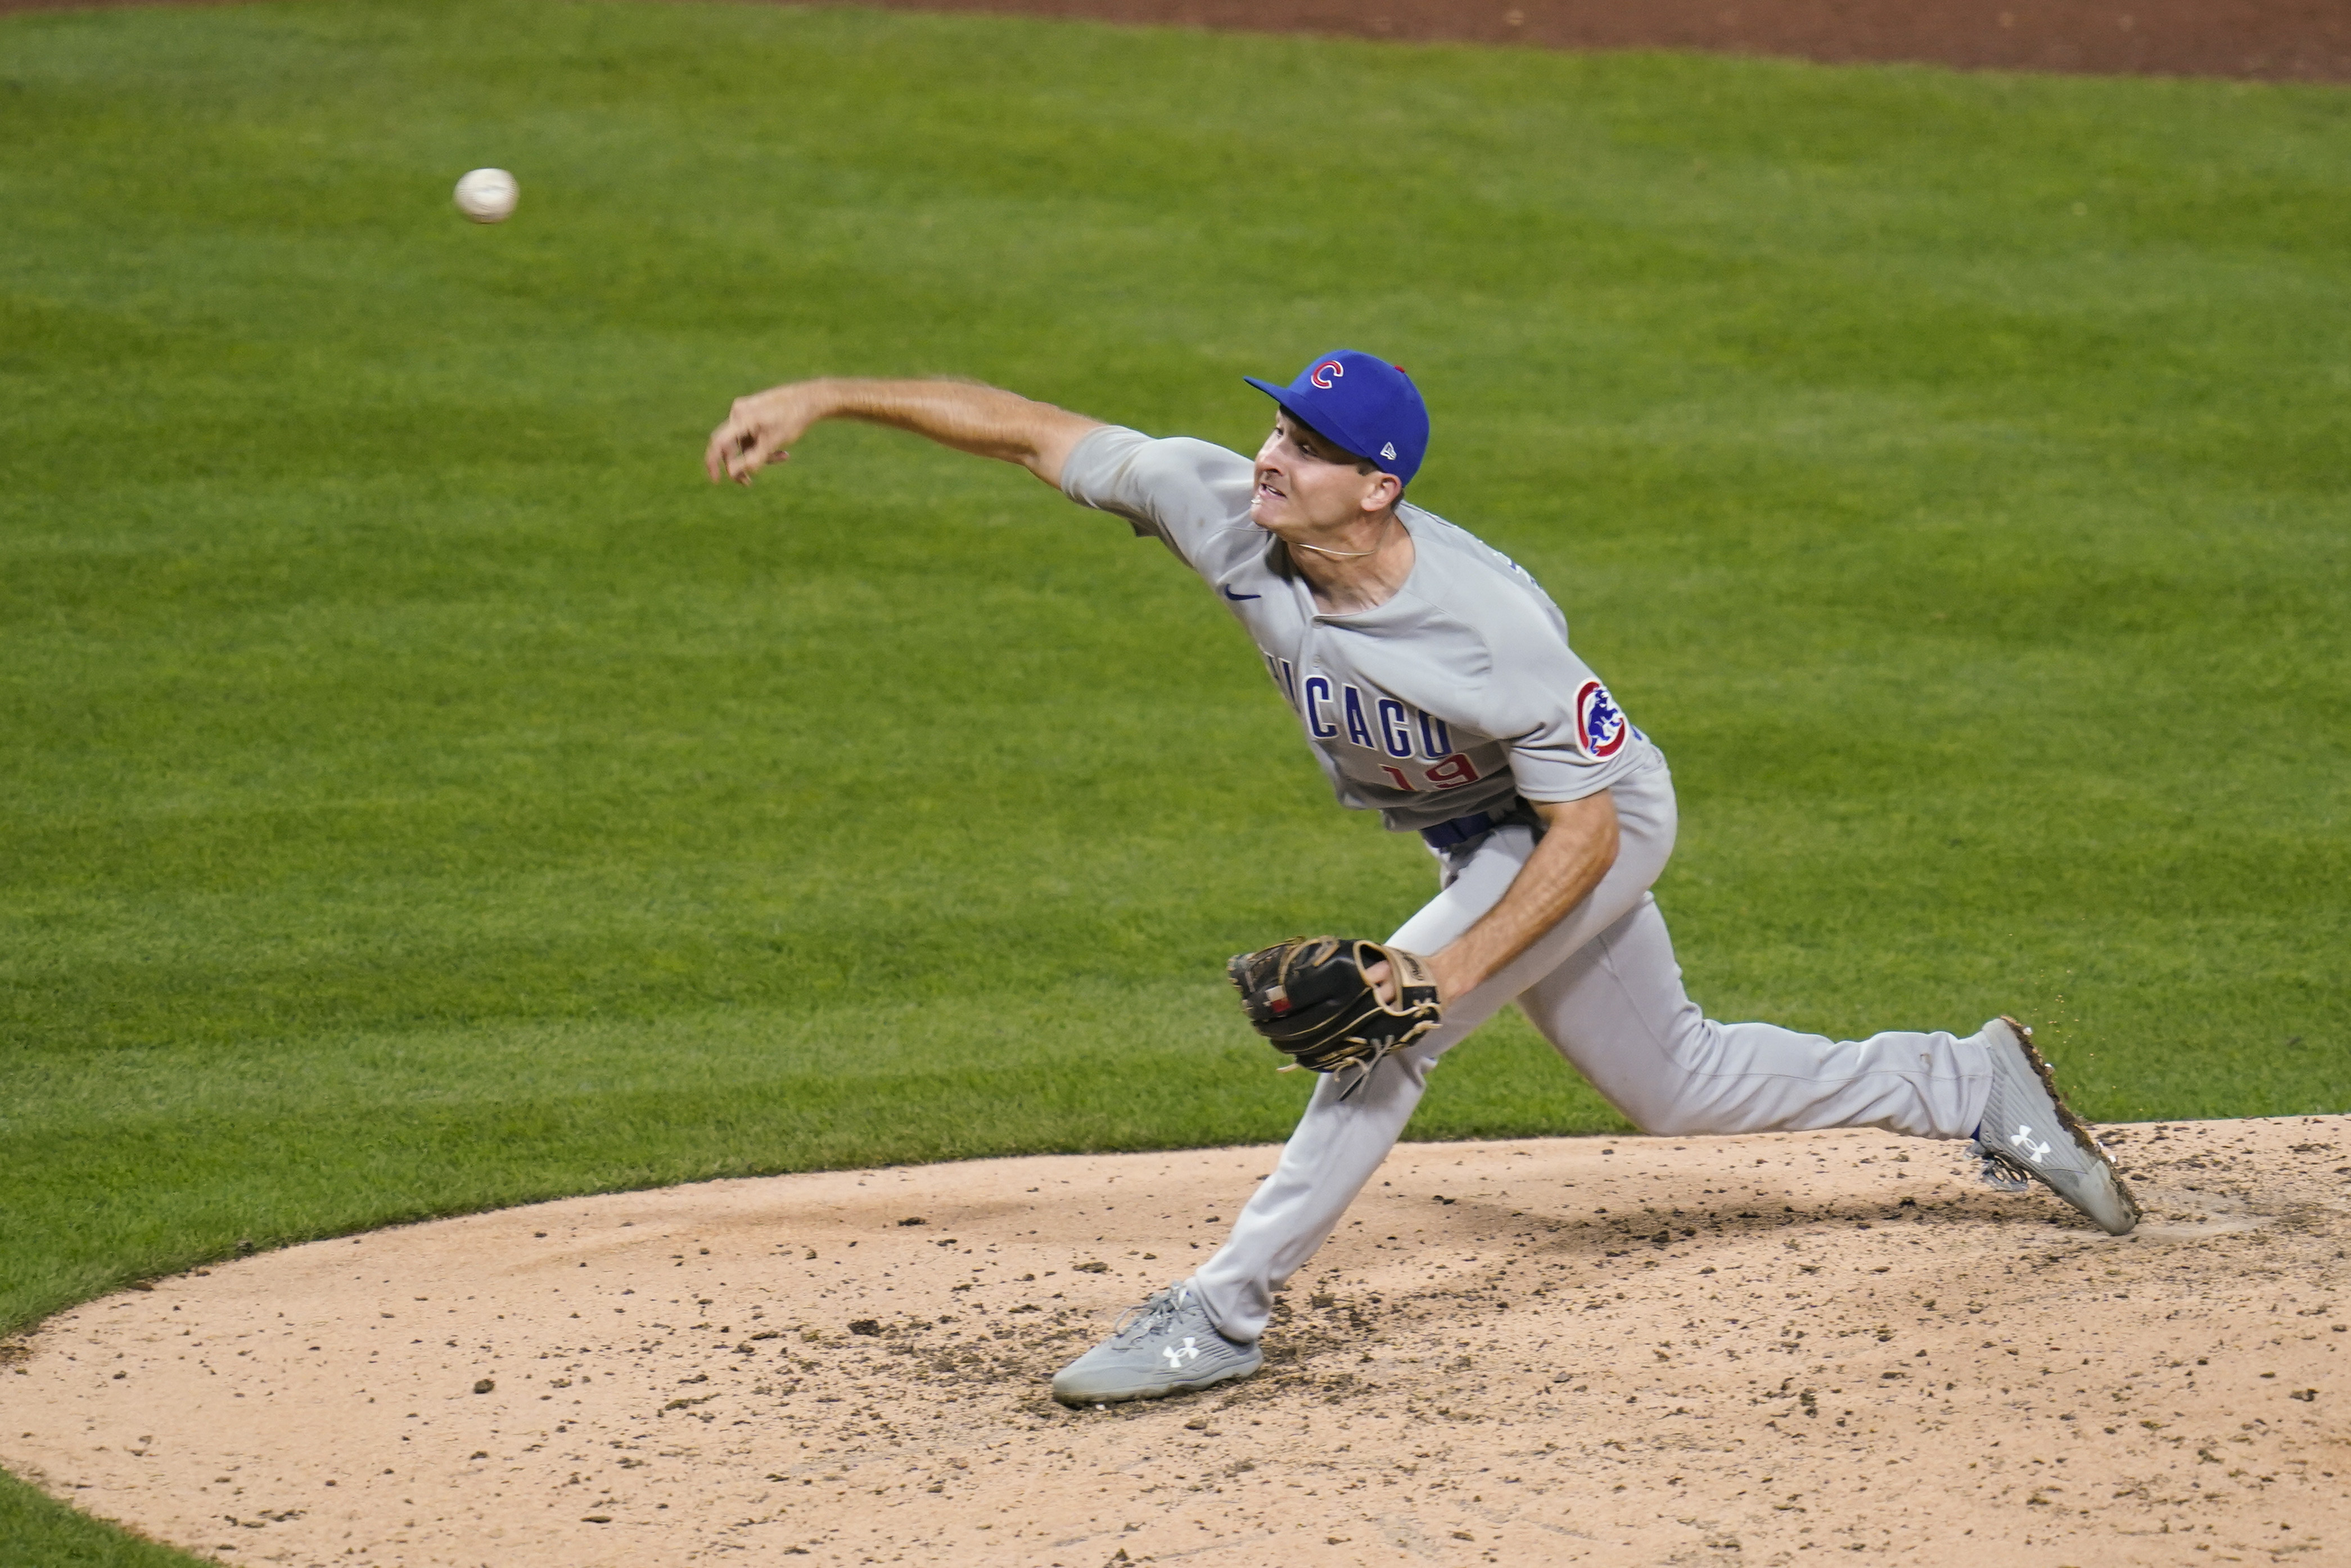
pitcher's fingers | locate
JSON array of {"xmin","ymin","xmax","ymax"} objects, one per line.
[
  {"xmin": 729, "ymin": 431, "xmax": 787, "ymax": 484},
  {"xmin": 716, "ymin": 425, "xmax": 771, "ymax": 484},
  {"xmin": 703, "ymin": 422, "xmax": 747, "ymax": 482}
]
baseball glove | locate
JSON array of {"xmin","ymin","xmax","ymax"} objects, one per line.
[{"xmin": 1227, "ymin": 936, "xmax": 1443, "ymax": 1097}]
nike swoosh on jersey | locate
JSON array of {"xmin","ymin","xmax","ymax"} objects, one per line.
[{"xmin": 1221, "ymin": 584, "xmax": 1262, "ymax": 600}]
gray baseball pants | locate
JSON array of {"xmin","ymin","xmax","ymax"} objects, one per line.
[{"xmin": 1192, "ymin": 760, "xmax": 1997, "ymax": 1344}]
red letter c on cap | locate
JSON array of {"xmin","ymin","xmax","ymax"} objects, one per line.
[{"xmin": 1310, "ymin": 359, "xmax": 1344, "ymax": 388}]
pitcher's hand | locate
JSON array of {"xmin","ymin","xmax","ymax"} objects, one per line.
[
  {"xmin": 1366, "ymin": 955, "xmax": 1466, "ymax": 1008},
  {"xmin": 705, "ymin": 382, "xmax": 828, "ymax": 485}
]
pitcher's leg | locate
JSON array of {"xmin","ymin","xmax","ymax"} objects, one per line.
[
  {"xmin": 1189, "ymin": 1045, "xmax": 1439, "ymax": 1343},
  {"xmin": 1190, "ymin": 828, "xmax": 1540, "ymax": 1342},
  {"xmin": 1195, "ymin": 773, "xmax": 1682, "ymax": 1341},
  {"xmin": 1517, "ymin": 896, "xmax": 1993, "ymax": 1140}
]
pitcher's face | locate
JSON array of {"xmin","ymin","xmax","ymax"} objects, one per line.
[{"xmin": 1250, "ymin": 413, "xmax": 1398, "ymax": 535}]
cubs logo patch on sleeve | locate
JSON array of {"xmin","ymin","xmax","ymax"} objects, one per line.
[{"xmin": 1576, "ymin": 679, "xmax": 1628, "ymax": 760}]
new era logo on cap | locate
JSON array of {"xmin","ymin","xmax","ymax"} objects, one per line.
[{"xmin": 1244, "ymin": 350, "xmax": 1431, "ymax": 487}]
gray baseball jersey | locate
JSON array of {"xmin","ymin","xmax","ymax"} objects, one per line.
[{"xmin": 1060, "ymin": 426, "xmax": 1662, "ymax": 833}]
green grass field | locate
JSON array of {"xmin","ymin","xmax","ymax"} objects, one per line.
[{"xmin": 3, "ymin": 2, "xmax": 2347, "ymax": 1558}]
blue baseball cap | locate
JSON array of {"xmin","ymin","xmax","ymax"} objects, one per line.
[{"xmin": 1244, "ymin": 350, "xmax": 1431, "ymax": 487}]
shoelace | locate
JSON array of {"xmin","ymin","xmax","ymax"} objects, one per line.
[
  {"xmin": 1108, "ymin": 1287, "xmax": 1185, "ymax": 1344},
  {"xmin": 1967, "ymin": 1138, "xmax": 2032, "ymax": 1192}
]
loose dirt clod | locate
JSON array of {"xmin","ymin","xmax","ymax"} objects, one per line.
[{"xmin": 2, "ymin": 1118, "xmax": 2343, "ymax": 1566}]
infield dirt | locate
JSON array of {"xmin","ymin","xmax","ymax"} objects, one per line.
[
  {"xmin": 3, "ymin": 1, "xmax": 2348, "ymax": 82},
  {"xmin": 5, "ymin": 1118, "xmax": 2344, "ymax": 1567},
  {"xmin": 847, "ymin": 0, "xmax": 2351, "ymax": 83}
]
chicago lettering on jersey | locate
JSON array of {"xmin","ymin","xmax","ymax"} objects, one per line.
[{"xmin": 1261, "ymin": 654, "xmax": 1476, "ymax": 791}]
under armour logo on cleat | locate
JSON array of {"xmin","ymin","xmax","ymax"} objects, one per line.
[
  {"xmin": 1162, "ymin": 1337, "xmax": 1201, "ymax": 1368},
  {"xmin": 2009, "ymin": 1123, "xmax": 2052, "ymax": 1164}
]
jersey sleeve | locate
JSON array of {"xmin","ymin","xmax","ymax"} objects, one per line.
[
  {"xmin": 1058, "ymin": 426, "xmax": 1256, "ymax": 574},
  {"xmin": 1462, "ymin": 603, "xmax": 1649, "ymax": 803}
]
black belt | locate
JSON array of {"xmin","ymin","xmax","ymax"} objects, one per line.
[{"xmin": 1419, "ymin": 801, "xmax": 1522, "ymax": 851}]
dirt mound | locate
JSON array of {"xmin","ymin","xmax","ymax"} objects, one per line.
[{"xmin": 6, "ymin": 1117, "xmax": 2344, "ymax": 1565}]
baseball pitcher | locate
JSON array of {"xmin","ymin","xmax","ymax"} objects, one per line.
[{"xmin": 704, "ymin": 353, "xmax": 2138, "ymax": 1407}]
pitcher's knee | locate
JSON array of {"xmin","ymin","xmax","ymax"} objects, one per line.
[
  {"xmin": 1578, "ymin": 1015, "xmax": 1744, "ymax": 1135},
  {"xmin": 1606, "ymin": 1054, "xmax": 1782, "ymax": 1136},
  {"xmin": 1623, "ymin": 1090, "xmax": 1748, "ymax": 1138}
]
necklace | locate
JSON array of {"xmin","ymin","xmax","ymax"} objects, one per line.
[{"xmin": 1290, "ymin": 516, "xmax": 1392, "ymax": 560}]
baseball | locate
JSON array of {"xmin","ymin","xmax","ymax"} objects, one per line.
[{"xmin": 452, "ymin": 167, "xmax": 518, "ymax": 224}]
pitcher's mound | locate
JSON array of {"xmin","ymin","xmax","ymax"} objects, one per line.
[{"xmin": 4, "ymin": 1119, "xmax": 2345, "ymax": 1566}]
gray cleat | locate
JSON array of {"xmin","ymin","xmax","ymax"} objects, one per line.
[
  {"xmin": 1974, "ymin": 1015, "xmax": 2140, "ymax": 1236},
  {"xmin": 1050, "ymin": 1281, "xmax": 1263, "ymax": 1407}
]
